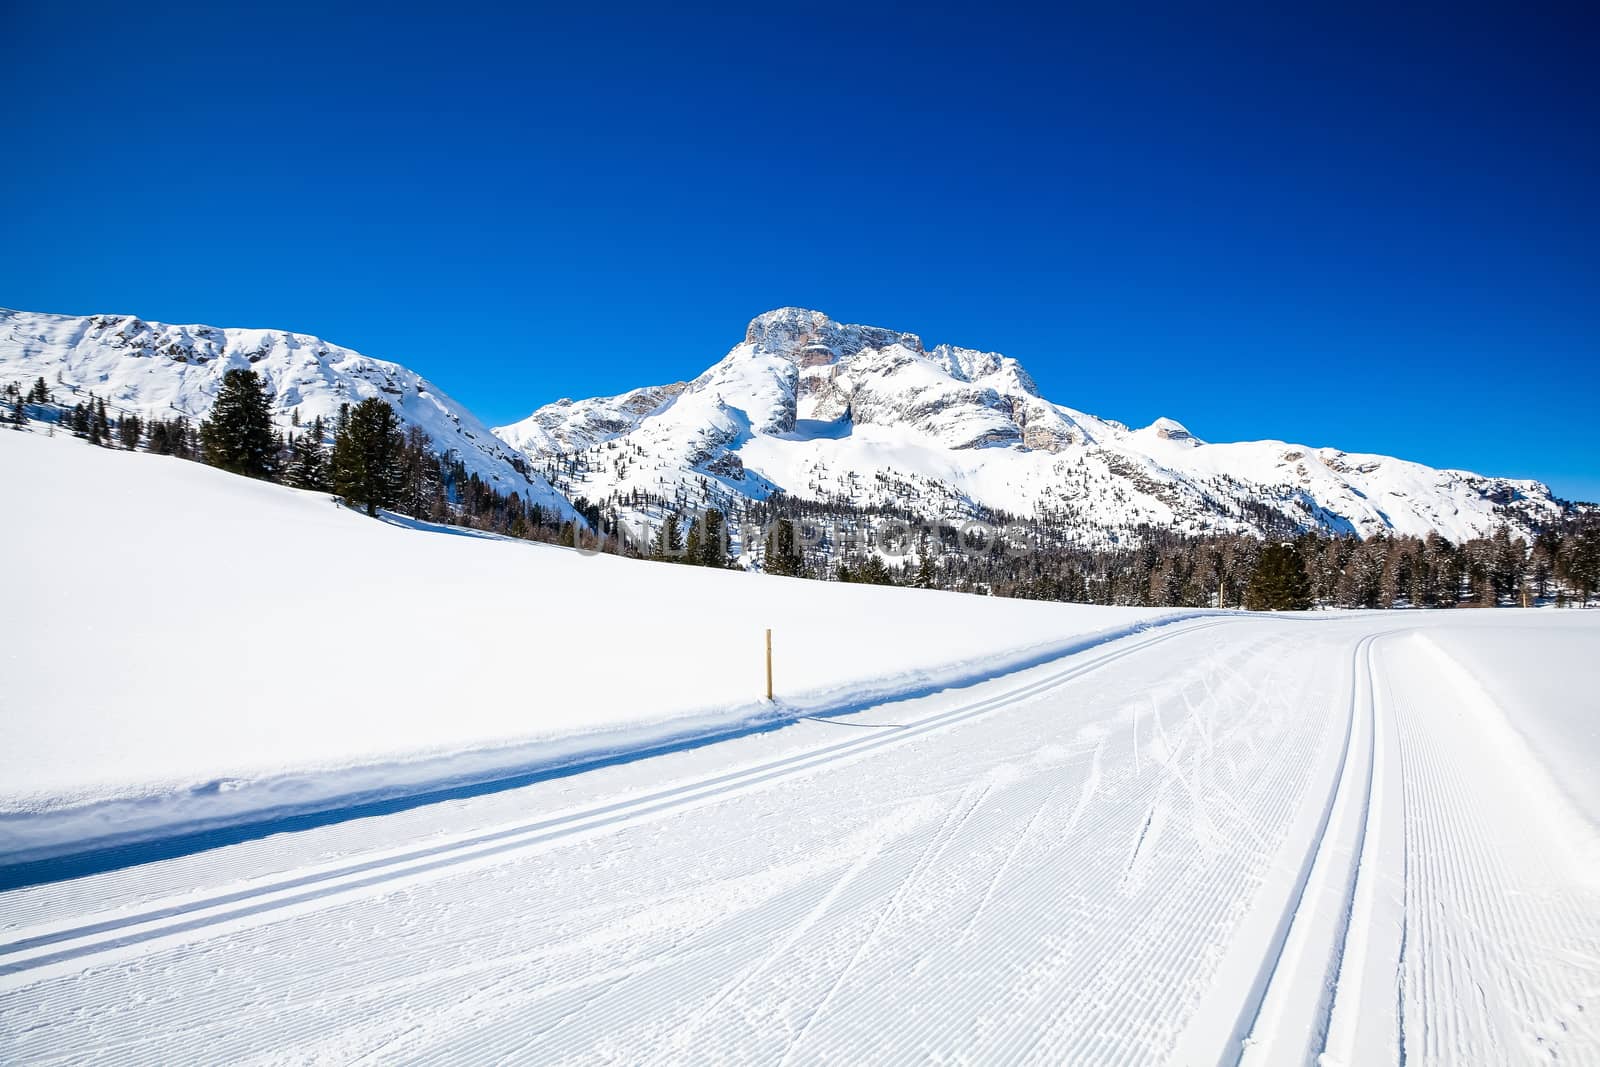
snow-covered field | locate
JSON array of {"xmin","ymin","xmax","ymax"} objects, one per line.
[
  {"xmin": 2, "ymin": 430, "xmax": 1597, "ymax": 1064},
  {"xmin": 0, "ymin": 431, "xmax": 1186, "ymax": 860}
]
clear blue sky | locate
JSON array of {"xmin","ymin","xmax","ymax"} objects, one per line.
[{"xmin": 4, "ymin": 3, "xmax": 1596, "ymax": 500}]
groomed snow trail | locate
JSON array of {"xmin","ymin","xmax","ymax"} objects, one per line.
[
  {"xmin": 2, "ymin": 615, "xmax": 1597, "ymax": 1064},
  {"xmin": 1377, "ymin": 635, "xmax": 1600, "ymax": 1065}
]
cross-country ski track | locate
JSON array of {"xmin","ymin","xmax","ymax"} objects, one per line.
[{"xmin": 2, "ymin": 613, "xmax": 1597, "ymax": 1065}]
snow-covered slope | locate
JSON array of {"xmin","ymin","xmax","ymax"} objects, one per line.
[
  {"xmin": 499, "ymin": 307, "xmax": 1566, "ymax": 545},
  {"xmin": 493, "ymin": 382, "xmax": 688, "ymax": 456},
  {"xmin": 0, "ymin": 307, "xmax": 572, "ymax": 515},
  {"xmin": 0, "ymin": 429, "xmax": 1184, "ymax": 848},
  {"xmin": 5, "ymin": 536, "xmax": 1598, "ymax": 1062}
]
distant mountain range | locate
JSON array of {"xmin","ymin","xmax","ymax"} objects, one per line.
[
  {"xmin": 494, "ymin": 307, "xmax": 1566, "ymax": 545},
  {"xmin": 2, "ymin": 305, "xmax": 1569, "ymax": 545}
]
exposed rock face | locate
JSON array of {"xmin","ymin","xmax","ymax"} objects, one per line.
[
  {"xmin": 743, "ymin": 306, "xmax": 922, "ymax": 364},
  {"xmin": 1150, "ymin": 418, "xmax": 1195, "ymax": 442},
  {"xmin": 838, "ymin": 344, "xmax": 1021, "ymax": 450},
  {"xmin": 704, "ymin": 452, "xmax": 745, "ymax": 479}
]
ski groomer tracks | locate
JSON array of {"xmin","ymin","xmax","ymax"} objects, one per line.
[
  {"xmin": 1241, "ymin": 625, "xmax": 1600, "ymax": 1067},
  {"xmin": 0, "ymin": 618, "xmax": 1221, "ymax": 984},
  {"xmin": 8, "ymin": 615, "xmax": 1594, "ymax": 1065}
]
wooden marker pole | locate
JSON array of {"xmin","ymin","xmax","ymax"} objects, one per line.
[{"xmin": 765, "ymin": 628, "xmax": 774, "ymax": 702}]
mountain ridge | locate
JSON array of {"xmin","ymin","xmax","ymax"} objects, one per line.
[
  {"xmin": 0, "ymin": 306, "xmax": 575, "ymax": 519},
  {"xmin": 0, "ymin": 304, "xmax": 1569, "ymax": 547},
  {"xmin": 495, "ymin": 307, "xmax": 1565, "ymax": 546}
]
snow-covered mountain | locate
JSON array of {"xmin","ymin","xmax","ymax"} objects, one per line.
[
  {"xmin": 494, "ymin": 382, "xmax": 688, "ymax": 457},
  {"xmin": 2, "ymin": 304, "xmax": 1566, "ymax": 546},
  {"xmin": 0, "ymin": 307, "xmax": 573, "ymax": 516},
  {"xmin": 495, "ymin": 307, "xmax": 1566, "ymax": 545}
]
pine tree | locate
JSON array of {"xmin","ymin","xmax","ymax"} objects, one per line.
[
  {"xmin": 837, "ymin": 555, "xmax": 896, "ymax": 585},
  {"xmin": 9, "ymin": 394, "xmax": 25, "ymax": 428},
  {"xmin": 762, "ymin": 518, "xmax": 805, "ymax": 576},
  {"xmin": 1423, "ymin": 532, "xmax": 1459, "ymax": 607},
  {"xmin": 396, "ymin": 425, "xmax": 442, "ymax": 518},
  {"xmin": 200, "ymin": 368, "xmax": 277, "ymax": 478},
  {"xmin": 683, "ymin": 516, "xmax": 703, "ymax": 566},
  {"xmin": 29, "ymin": 376, "xmax": 50, "ymax": 404},
  {"xmin": 92, "ymin": 398, "xmax": 111, "ymax": 446},
  {"xmin": 117, "ymin": 412, "xmax": 141, "ymax": 449},
  {"xmin": 1245, "ymin": 541, "xmax": 1314, "ymax": 611},
  {"xmin": 284, "ymin": 416, "xmax": 330, "ymax": 490},
  {"xmin": 701, "ymin": 508, "xmax": 728, "ymax": 567},
  {"xmin": 1563, "ymin": 526, "xmax": 1600, "ymax": 605},
  {"xmin": 331, "ymin": 398, "xmax": 405, "ymax": 516},
  {"xmin": 653, "ymin": 511, "xmax": 684, "ymax": 560}
]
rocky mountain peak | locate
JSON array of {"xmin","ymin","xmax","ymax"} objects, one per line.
[
  {"xmin": 493, "ymin": 308, "xmax": 1565, "ymax": 547},
  {"xmin": 743, "ymin": 308, "xmax": 924, "ymax": 367},
  {"xmin": 1142, "ymin": 417, "xmax": 1201, "ymax": 445}
]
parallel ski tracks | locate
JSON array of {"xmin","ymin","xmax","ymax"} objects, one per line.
[
  {"xmin": 1235, "ymin": 629, "xmax": 1391, "ymax": 1066},
  {"xmin": 1214, "ymin": 624, "xmax": 1600, "ymax": 1066},
  {"xmin": 0, "ymin": 618, "xmax": 1225, "ymax": 983}
]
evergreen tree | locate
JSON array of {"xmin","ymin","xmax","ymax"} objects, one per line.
[
  {"xmin": 396, "ymin": 425, "xmax": 442, "ymax": 517},
  {"xmin": 29, "ymin": 376, "xmax": 50, "ymax": 404},
  {"xmin": 695, "ymin": 508, "xmax": 728, "ymax": 568},
  {"xmin": 1423, "ymin": 532, "xmax": 1459, "ymax": 607},
  {"xmin": 331, "ymin": 398, "xmax": 405, "ymax": 516},
  {"xmin": 839, "ymin": 555, "xmax": 895, "ymax": 585},
  {"xmin": 1530, "ymin": 531, "xmax": 1560, "ymax": 598},
  {"xmin": 1245, "ymin": 541, "xmax": 1313, "ymax": 611},
  {"xmin": 284, "ymin": 416, "xmax": 330, "ymax": 490},
  {"xmin": 199, "ymin": 368, "xmax": 277, "ymax": 478},
  {"xmin": 9, "ymin": 394, "xmax": 25, "ymax": 428},
  {"xmin": 92, "ymin": 398, "xmax": 111, "ymax": 446},
  {"xmin": 116, "ymin": 412, "xmax": 142, "ymax": 449},
  {"xmin": 1564, "ymin": 526, "xmax": 1600, "ymax": 605},
  {"xmin": 146, "ymin": 415, "xmax": 199, "ymax": 459},
  {"xmin": 653, "ymin": 511, "xmax": 684, "ymax": 560},
  {"xmin": 683, "ymin": 516, "xmax": 703, "ymax": 566},
  {"xmin": 762, "ymin": 518, "xmax": 805, "ymax": 576}
]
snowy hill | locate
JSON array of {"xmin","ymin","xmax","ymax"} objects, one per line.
[
  {"xmin": 0, "ymin": 429, "xmax": 1182, "ymax": 853},
  {"xmin": 494, "ymin": 381, "xmax": 689, "ymax": 457},
  {"xmin": 496, "ymin": 307, "xmax": 1566, "ymax": 545},
  {"xmin": 0, "ymin": 307, "xmax": 573, "ymax": 516}
]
